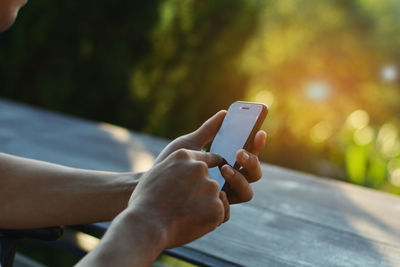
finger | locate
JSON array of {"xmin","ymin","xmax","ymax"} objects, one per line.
[
  {"xmin": 236, "ymin": 149, "xmax": 262, "ymax": 183},
  {"xmin": 188, "ymin": 150, "xmax": 223, "ymax": 167},
  {"xmin": 190, "ymin": 110, "xmax": 227, "ymax": 147},
  {"xmin": 219, "ymin": 191, "xmax": 230, "ymax": 223},
  {"xmin": 249, "ymin": 130, "xmax": 267, "ymax": 156},
  {"xmin": 221, "ymin": 164, "xmax": 253, "ymax": 203}
]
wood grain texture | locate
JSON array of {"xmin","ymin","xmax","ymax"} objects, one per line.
[{"xmin": 1, "ymin": 99, "xmax": 399, "ymax": 266}]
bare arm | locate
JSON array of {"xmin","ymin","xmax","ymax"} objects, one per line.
[
  {"xmin": 76, "ymin": 110, "xmax": 268, "ymax": 266},
  {"xmin": 77, "ymin": 150, "xmax": 227, "ymax": 267},
  {"xmin": 0, "ymin": 153, "xmax": 140, "ymax": 229},
  {"xmin": 76, "ymin": 209, "xmax": 166, "ymax": 267}
]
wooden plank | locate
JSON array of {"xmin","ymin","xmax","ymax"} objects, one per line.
[
  {"xmin": 1, "ymin": 98, "xmax": 400, "ymax": 266},
  {"xmin": 185, "ymin": 204, "xmax": 400, "ymax": 267},
  {"xmin": 0, "ymin": 99, "xmax": 168, "ymax": 172},
  {"xmin": 252, "ymin": 165, "xmax": 400, "ymax": 246}
]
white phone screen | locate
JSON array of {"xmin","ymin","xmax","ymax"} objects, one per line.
[{"xmin": 208, "ymin": 103, "xmax": 262, "ymax": 189}]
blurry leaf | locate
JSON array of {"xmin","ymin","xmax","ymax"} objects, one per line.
[
  {"xmin": 367, "ymin": 156, "xmax": 387, "ymax": 188},
  {"xmin": 345, "ymin": 144, "xmax": 367, "ymax": 185}
]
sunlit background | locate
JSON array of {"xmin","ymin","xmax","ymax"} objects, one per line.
[{"xmin": 1, "ymin": 0, "xmax": 400, "ymax": 198}]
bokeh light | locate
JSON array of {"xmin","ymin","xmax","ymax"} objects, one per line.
[
  {"xmin": 305, "ymin": 81, "xmax": 332, "ymax": 102},
  {"xmin": 377, "ymin": 123, "xmax": 400, "ymax": 158},
  {"xmin": 347, "ymin": 110, "xmax": 370, "ymax": 130},
  {"xmin": 353, "ymin": 126, "xmax": 374, "ymax": 146},
  {"xmin": 390, "ymin": 169, "xmax": 400, "ymax": 187},
  {"xmin": 388, "ymin": 158, "xmax": 400, "ymax": 173},
  {"xmin": 310, "ymin": 121, "xmax": 332, "ymax": 143},
  {"xmin": 255, "ymin": 90, "xmax": 275, "ymax": 107},
  {"xmin": 381, "ymin": 64, "xmax": 398, "ymax": 83}
]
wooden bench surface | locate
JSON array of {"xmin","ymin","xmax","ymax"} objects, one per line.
[{"xmin": 1, "ymin": 99, "xmax": 399, "ymax": 266}]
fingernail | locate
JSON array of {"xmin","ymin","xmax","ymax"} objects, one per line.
[
  {"xmin": 242, "ymin": 151, "xmax": 249, "ymax": 162},
  {"xmin": 212, "ymin": 153, "xmax": 223, "ymax": 163},
  {"xmin": 224, "ymin": 165, "xmax": 234, "ymax": 177}
]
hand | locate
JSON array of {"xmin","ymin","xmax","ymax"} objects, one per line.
[
  {"xmin": 220, "ymin": 131, "xmax": 266, "ymax": 204},
  {"xmin": 77, "ymin": 151, "xmax": 229, "ymax": 266},
  {"xmin": 154, "ymin": 111, "xmax": 227, "ymax": 164},
  {"xmin": 127, "ymin": 149, "xmax": 229, "ymax": 248},
  {"xmin": 155, "ymin": 111, "xmax": 267, "ymax": 204}
]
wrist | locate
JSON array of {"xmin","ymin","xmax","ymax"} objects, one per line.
[
  {"xmin": 117, "ymin": 207, "xmax": 168, "ymax": 260},
  {"xmin": 77, "ymin": 206, "xmax": 167, "ymax": 266},
  {"xmin": 114, "ymin": 172, "xmax": 142, "ymax": 203}
]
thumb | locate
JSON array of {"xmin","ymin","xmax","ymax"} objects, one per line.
[
  {"xmin": 190, "ymin": 110, "xmax": 226, "ymax": 148},
  {"xmin": 188, "ymin": 150, "xmax": 223, "ymax": 168}
]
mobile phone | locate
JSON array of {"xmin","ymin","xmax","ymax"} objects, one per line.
[{"xmin": 208, "ymin": 101, "xmax": 268, "ymax": 190}]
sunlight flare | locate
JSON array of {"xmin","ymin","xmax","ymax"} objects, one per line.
[
  {"xmin": 347, "ymin": 110, "xmax": 370, "ymax": 130},
  {"xmin": 310, "ymin": 121, "xmax": 332, "ymax": 143}
]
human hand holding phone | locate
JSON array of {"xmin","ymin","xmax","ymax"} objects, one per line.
[
  {"xmin": 129, "ymin": 149, "xmax": 227, "ymax": 248},
  {"xmin": 77, "ymin": 150, "xmax": 228, "ymax": 267},
  {"xmin": 208, "ymin": 102, "xmax": 267, "ymax": 202},
  {"xmin": 77, "ymin": 103, "xmax": 267, "ymax": 267},
  {"xmin": 155, "ymin": 103, "xmax": 267, "ymax": 205}
]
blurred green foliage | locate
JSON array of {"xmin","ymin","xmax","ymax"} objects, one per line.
[{"xmin": 1, "ymin": 0, "xmax": 400, "ymax": 195}]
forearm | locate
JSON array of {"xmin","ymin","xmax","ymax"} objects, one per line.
[
  {"xmin": 0, "ymin": 153, "xmax": 141, "ymax": 228},
  {"xmin": 76, "ymin": 209, "xmax": 166, "ymax": 267}
]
